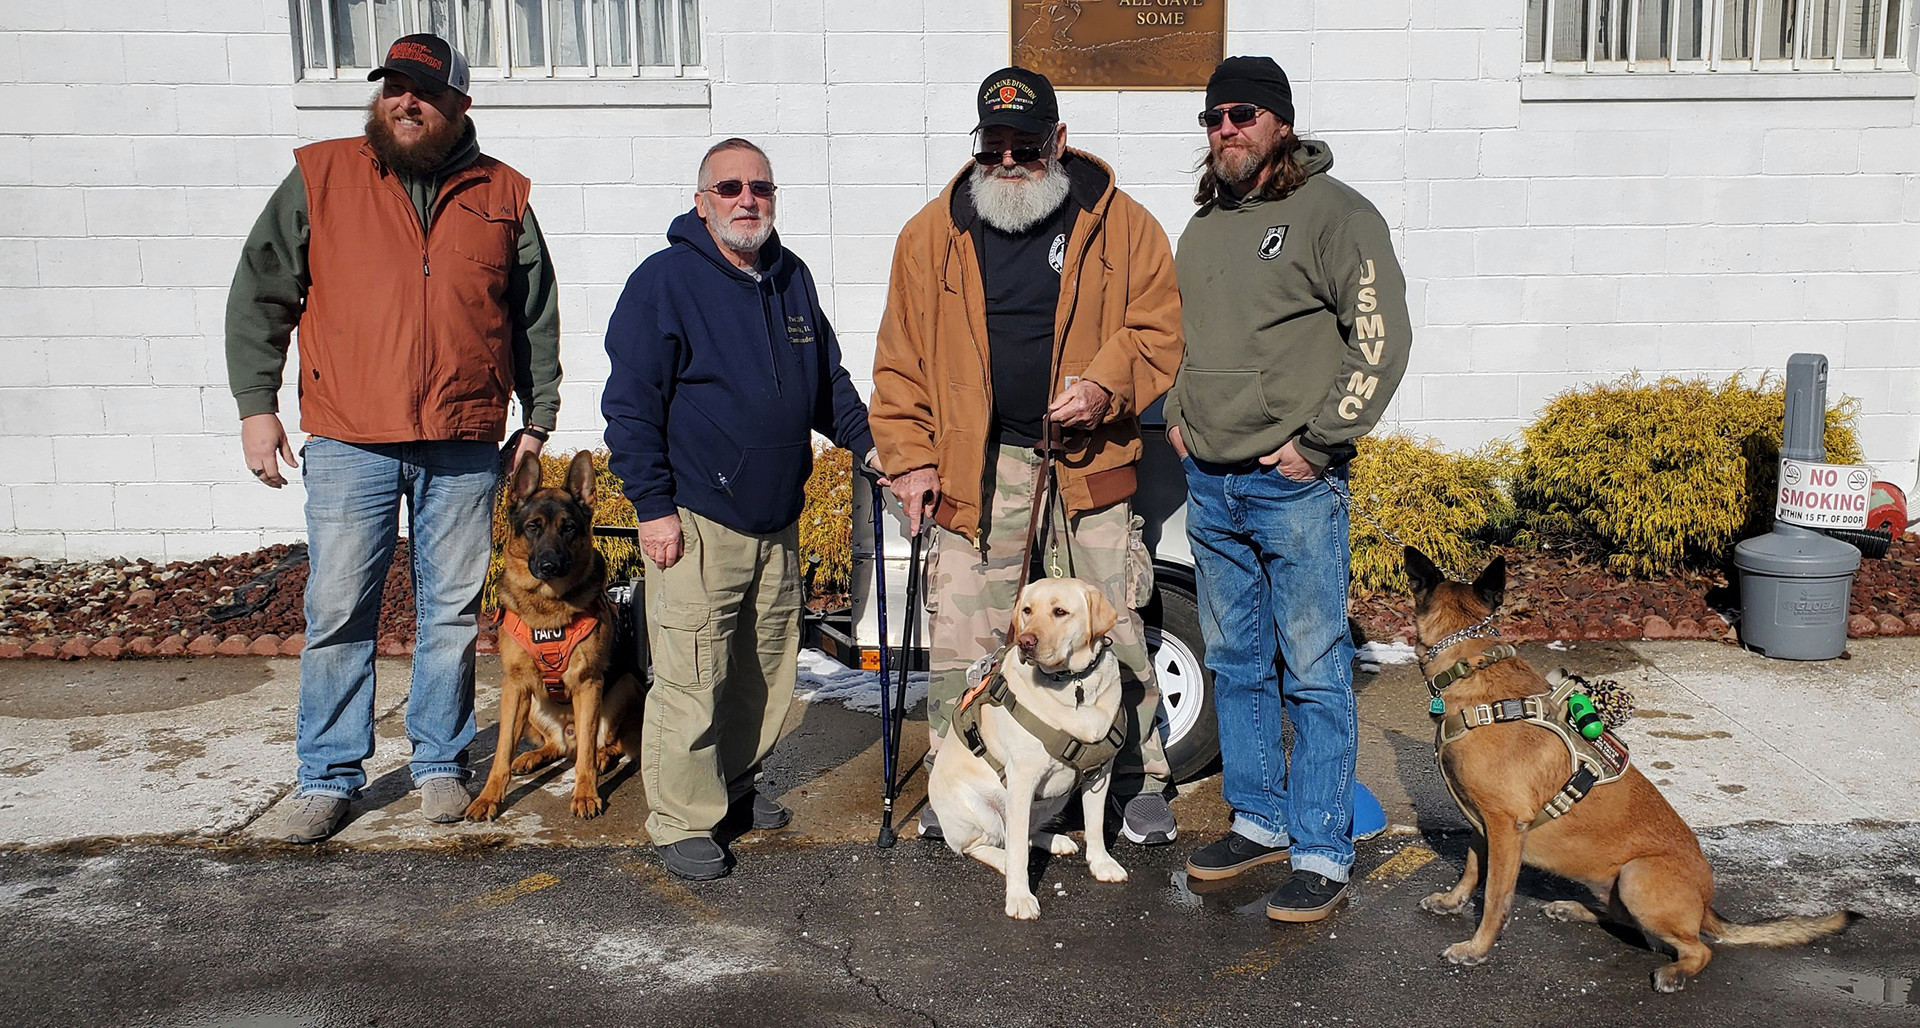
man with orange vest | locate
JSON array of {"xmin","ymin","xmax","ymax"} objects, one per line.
[{"xmin": 225, "ymin": 34, "xmax": 560, "ymax": 844}]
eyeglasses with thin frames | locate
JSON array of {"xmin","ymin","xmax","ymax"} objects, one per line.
[
  {"xmin": 703, "ymin": 179, "xmax": 777, "ymax": 199},
  {"xmin": 1198, "ymin": 104, "xmax": 1263, "ymax": 129}
]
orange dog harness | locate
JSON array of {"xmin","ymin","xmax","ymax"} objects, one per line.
[{"xmin": 499, "ymin": 607, "xmax": 600, "ymax": 700}]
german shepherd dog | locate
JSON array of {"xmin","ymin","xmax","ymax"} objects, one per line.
[
  {"xmin": 1404, "ymin": 547, "xmax": 1852, "ymax": 992},
  {"xmin": 466, "ymin": 450, "xmax": 641, "ymax": 821}
]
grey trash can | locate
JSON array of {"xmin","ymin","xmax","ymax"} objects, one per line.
[{"xmin": 1732, "ymin": 528, "xmax": 1859, "ymax": 660}]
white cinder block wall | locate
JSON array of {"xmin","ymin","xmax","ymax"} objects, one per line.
[{"xmin": 1, "ymin": 1, "xmax": 1916, "ymax": 558}]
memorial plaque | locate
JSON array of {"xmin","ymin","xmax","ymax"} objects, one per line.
[{"xmin": 1012, "ymin": 0, "xmax": 1226, "ymax": 90}]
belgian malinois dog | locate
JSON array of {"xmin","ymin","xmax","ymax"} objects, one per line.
[
  {"xmin": 467, "ymin": 450, "xmax": 640, "ymax": 821},
  {"xmin": 1404, "ymin": 547, "xmax": 1852, "ymax": 992}
]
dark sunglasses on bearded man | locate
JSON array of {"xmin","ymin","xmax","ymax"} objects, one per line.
[{"xmin": 1198, "ymin": 104, "xmax": 1264, "ymax": 129}]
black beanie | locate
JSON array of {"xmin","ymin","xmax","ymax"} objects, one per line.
[{"xmin": 1205, "ymin": 56, "xmax": 1294, "ymax": 126}]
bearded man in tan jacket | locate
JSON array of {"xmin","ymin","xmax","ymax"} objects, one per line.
[{"xmin": 869, "ymin": 67, "xmax": 1185, "ymax": 845}]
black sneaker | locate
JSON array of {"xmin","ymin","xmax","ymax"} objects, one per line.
[
  {"xmin": 1185, "ymin": 831, "xmax": 1289, "ymax": 881},
  {"xmin": 658, "ymin": 837, "xmax": 730, "ymax": 882},
  {"xmin": 749, "ymin": 791, "xmax": 792, "ymax": 831},
  {"xmin": 1266, "ymin": 871, "xmax": 1348, "ymax": 922}
]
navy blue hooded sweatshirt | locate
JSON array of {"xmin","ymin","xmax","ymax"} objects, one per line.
[{"xmin": 602, "ymin": 210, "xmax": 874, "ymax": 535}]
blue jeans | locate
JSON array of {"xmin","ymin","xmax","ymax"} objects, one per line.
[
  {"xmin": 296, "ymin": 437, "xmax": 500, "ymax": 799},
  {"xmin": 1183, "ymin": 457, "xmax": 1357, "ymax": 882}
]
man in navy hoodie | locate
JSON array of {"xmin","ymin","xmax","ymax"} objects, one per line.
[{"xmin": 603, "ymin": 138, "xmax": 875, "ymax": 881}]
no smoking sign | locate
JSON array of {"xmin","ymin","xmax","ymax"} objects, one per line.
[{"xmin": 1777, "ymin": 458, "xmax": 1871, "ymax": 530}]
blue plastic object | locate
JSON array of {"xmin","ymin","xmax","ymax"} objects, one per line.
[{"xmin": 1354, "ymin": 781, "xmax": 1388, "ymax": 842}]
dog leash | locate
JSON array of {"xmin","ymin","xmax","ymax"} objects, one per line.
[
  {"xmin": 1014, "ymin": 418, "xmax": 1071, "ymax": 599},
  {"xmin": 1332, "ymin": 485, "xmax": 1483, "ymax": 585}
]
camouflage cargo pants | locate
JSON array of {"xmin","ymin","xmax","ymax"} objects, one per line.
[{"xmin": 924, "ymin": 447, "xmax": 1171, "ymax": 795}]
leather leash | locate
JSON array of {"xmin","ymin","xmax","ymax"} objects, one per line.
[{"xmin": 1014, "ymin": 418, "xmax": 1069, "ymax": 601}]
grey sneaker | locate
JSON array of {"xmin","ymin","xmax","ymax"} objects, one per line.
[
  {"xmin": 278, "ymin": 793, "xmax": 349, "ymax": 844},
  {"xmin": 917, "ymin": 804, "xmax": 943, "ymax": 841},
  {"xmin": 1119, "ymin": 792, "xmax": 1178, "ymax": 845},
  {"xmin": 419, "ymin": 777, "xmax": 472, "ymax": 824}
]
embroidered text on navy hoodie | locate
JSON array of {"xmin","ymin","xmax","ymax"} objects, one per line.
[{"xmin": 602, "ymin": 209, "xmax": 874, "ymax": 535}]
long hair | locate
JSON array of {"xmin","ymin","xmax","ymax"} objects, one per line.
[{"xmin": 1193, "ymin": 129, "xmax": 1311, "ymax": 207}]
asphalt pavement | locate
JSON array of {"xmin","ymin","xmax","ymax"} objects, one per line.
[{"xmin": 2, "ymin": 640, "xmax": 1917, "ymax": 1026}]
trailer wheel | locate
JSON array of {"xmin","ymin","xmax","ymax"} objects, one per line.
[{"xmin": 1142, "ymin": 579, "xmax": 1218, "ymax": 783}]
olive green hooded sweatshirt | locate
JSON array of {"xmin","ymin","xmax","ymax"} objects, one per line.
[{"xmin": 1163, "ymin": 140, "xmax": 1411, "ymax": 467}]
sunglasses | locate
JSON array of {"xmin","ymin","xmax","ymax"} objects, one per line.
[
  {"xmin": 1198, "ymin": 104, "xmax": 1263, "ymax": 129},
  {"xmin": 973, "ymin": 146, "xmax": 1049, "ymax": 166},
  {"xmin": 704, "ymin": 179, "xmax": 777, "ymax": 199}
]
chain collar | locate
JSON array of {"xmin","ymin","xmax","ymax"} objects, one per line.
[{"xmin": 1418, "ymin": 612, "xmax": 1503, "ymax": 671}]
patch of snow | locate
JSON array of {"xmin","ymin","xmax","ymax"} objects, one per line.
[
  {"xmin": 796, "ymin": 648, "xmax": 928, "ymax": 715},
  {"xmin": 1356, "ymin": 641, "xmax": 1417, "ymax": 673}
]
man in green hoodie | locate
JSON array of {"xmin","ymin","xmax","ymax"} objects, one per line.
[
  {"xmin": 1163, "ymin": 56, "xmax": 1411, "ymax": 922},
  {"xmin": 225, "ymin": 34, "xmax": 560, "ymax": 845}
]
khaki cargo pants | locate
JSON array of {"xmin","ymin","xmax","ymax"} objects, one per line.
[
  {"xmin": 640, "ymin": 508, "xmax": 800, "ymax": 846},
  {"xmin": 925, "ymin": 447, "xmax": 1171, "ymax": 796}
]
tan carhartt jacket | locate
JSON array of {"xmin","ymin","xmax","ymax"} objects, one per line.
[{"xmin": 869, "ymin": 150, "xmax": 1184, "ymax": 544}]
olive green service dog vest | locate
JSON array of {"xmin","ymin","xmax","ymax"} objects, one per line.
[{"xmin": 952, "ymin": 646, "xmax": 1128, "ymax": 782}]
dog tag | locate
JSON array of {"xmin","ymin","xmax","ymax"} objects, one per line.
[{"xmin": 1428, "ymin": 696, "xmax": 1446, "ymax": 716}]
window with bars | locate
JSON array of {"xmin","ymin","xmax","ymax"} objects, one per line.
[
  {"xmin": 293, "ymin": 0, "xmax": 702, "ymax": 80},
  {"xmin": 1526, "ymin": 0, "xmax": 1908, "ymax": 70}
]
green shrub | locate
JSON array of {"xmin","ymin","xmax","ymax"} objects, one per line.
[
  {"xmin": 1514, "ymin": 374, "xmax": 1861, "ymax": 576},
  {"xmin": 1348, "ymin": 432, "xmax": 1520, "ymax": 593},
  {"xmin": 799, "ymin": 445, "xmax": 855, "ymax": 593}
]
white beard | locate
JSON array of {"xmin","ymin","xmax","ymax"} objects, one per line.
[
  {"xmin": 712, "ymin": 213, "xmax": 774, "ymax": 253},
  {"xmin": 970, "ymin": 158, "xmax": 1071, "ymax": 234}
]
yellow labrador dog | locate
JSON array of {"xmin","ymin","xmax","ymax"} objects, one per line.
[{"xmin": 927, "ymin": 578, "xmax": 1130, "ymax": 920}]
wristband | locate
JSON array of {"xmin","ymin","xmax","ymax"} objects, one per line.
[{"xmin": 521, "ymin": 425, "xmax": 551, "ymax": 442}]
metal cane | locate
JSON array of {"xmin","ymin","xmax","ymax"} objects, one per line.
[{"xmin": 868, "ymin": 475, "xmax": 900, "ymax": 848}]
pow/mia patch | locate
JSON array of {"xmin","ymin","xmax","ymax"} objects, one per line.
[
  {"xmin": 1258, "ymin": 225, "xmax": 1289, "ymax": 260},
  {"xmin": 1048, "ymin": 233, "xmax": 1067, "ymax": 273}
]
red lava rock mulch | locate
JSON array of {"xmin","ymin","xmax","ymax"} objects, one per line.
[
  {"xmin": 3, "ymin": 533, "xmax": 1917, "ymax": 659},
  {"xmin": 1346, "ymin": 532, "xmax": 1920, "ymax": 647},
  {"xmin": 0, "ymin": 543, "xmax": 416, "ymax": 661}
]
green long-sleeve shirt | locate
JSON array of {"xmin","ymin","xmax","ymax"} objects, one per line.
[
  {"xmin": 226, "ymin": 126, "xmax": 561, "ymax": 431},
  {"xmin": 1164, "ymin": 140, "xmax": 1412, "ymax": 467}
]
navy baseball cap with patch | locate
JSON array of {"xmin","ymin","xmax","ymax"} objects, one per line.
[
  {"xmin": 369, "ymin": 33, "xmax": 471, "ymax": 97},
  {"xmin": 974, "ymin": 66, "xmax": 1059, "ymax": 136}
]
